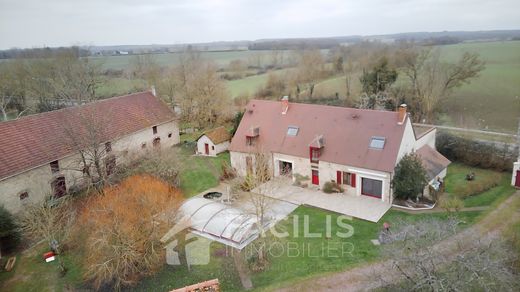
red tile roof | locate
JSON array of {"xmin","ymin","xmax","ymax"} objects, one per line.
[
  {"xmin": 229, "ymin": 100, "xmax": 408, "ymax": 172},
  {"xmin": 0, "ymin": 91, "xmax": 175, "ymax": 180},
  {"xmin": 416, "ymin": 145, "xmax": 451, "ymax": 180}
]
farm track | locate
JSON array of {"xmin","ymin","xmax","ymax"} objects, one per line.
[{"xmin": 275, "ymin": 191, "xmax": 520, "ymax": 292}]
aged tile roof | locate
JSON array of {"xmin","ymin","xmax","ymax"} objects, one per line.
[
  {"xmin": 416, "ymin": 145, "xmax": 451, "ymax": 180},
  {"xmin": 200, "ymin": 126, "xmax": 231, "ymax": 144},
  {"xmin": 229, "ymin": 99, "xmax": 408, "ymax": 172},
  {"xmin": 0, "ymin": 91, "xmax": 175, "ymax": 180}
]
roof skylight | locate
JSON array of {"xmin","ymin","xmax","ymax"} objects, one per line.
[
  {"xmin": 369, "ymin": 136, "xmax": 386, "ymax": 149},
  {"xmin": 287, "ymin": 126, "xmax": 299, "ymax": 136}
]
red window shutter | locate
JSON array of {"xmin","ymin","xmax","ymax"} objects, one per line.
[
  {"xmin": 351, "ymin": 173, "xmax": 356, "ymax": 187},
  {"xmin": 336, "ymin": 171, "xmax": 342, "ymax": 184},
  {"xmin": 309, "ymin": 148, "xmax": 313, "ymax": 161}
]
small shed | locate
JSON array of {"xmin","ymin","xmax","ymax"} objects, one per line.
[{"xmin": 196, "ymin": 127, "xmax": 231, "ymax": 156}]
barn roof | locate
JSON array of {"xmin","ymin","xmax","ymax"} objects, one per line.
[
  {"xmin": 0, "ymin": 91, "xmax": 175, "ymax": 180},
  {"xmin": 199, "ymin": 126, "xmax": 231, "ymax": 144},
  {"xmin": 229, "ymin": 99, "xmax": 408, "ymax": 172}
]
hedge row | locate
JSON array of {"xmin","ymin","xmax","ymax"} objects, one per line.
[{"xmin": 436, "ymin": 132, "xmax": 518, "ymax": 172}]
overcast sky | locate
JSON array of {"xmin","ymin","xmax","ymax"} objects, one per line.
[{"xmin": 0, "ymin": 0, "xmax": 519, "ymax": 49}]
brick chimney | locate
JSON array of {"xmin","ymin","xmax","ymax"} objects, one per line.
[
  {"xmin": 397, "ymin": 104, "xmax": 407, "ymax": 125},
  {"xmin": 281, "ymin": 96, "xmax": 289, "ymax": 115}
]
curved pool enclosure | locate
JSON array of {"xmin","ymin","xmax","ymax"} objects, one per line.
[{"xmin": 179, "ymin": 197, "xmax": 267, "ymax": 250}]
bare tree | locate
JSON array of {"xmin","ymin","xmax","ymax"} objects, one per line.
[
  {"xmin": 230, "ymin": 150, "xmax": 289, "ymax": 270},
  {"xmin": 0, "ymin": 60, "xmax": 30, "ymax": 120},
  {"xmin": 170, "ymin": 48, "xmax": 232, "ymax": 128},
  {"xmin": 377, "ymin": 218, "xmax": 519, "ymax": 291},
  {"xmin": 292, "ymin": 49, "xmax": 325, "ymax": 99},
  {"xmin": 61, "ymin": 108, "xmax": 114, "ymax": 191},
  {"xmin": 19, "ymin": 196, "xmax": 76, "ymax": 253},
  {"xmin": 131, "ymin": 54, "xmax": 162, "ymax": 87},
  {"xmin": 398, "ymin": 45, "xmax": 485, "ymax": 122}
]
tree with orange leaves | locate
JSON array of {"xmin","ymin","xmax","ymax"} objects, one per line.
[{"xmin": 78, "ymin": 174, "xmax": 183, "ymax": 290}]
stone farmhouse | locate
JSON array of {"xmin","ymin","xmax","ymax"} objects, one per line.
[
  {"xmin": 0, "ymin": 91, "xmax": 179, "ymax": 213},
  {"xmin": 229, "ymin": 97, "xmax": 450, "ymax": 204}
]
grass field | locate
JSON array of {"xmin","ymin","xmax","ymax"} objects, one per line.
[
  {"xmin": 88, "ymin": 50, "xmax": 292, "ymax": 71},
  {"xmin": 226, "ymin": 68, "xmax": 294, "ymax": 98},
  {"xmin": 438, "ymin": 41, "xmax": 520, "ymax": 133}
]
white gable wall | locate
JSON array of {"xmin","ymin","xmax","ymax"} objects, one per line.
[
  {"xmin": 396, "ymin": 117, "xmax": 417, "ymax": 163},
  {"xmin": 197, "ymin": 135, "xmax": 215, "ymax": 156},
  {"xmin": 415, "ymin": 128, "xmax": 437, "ymax": 150},
  {"xmin": 197, "ymin": 135, "xmax": 230, "ymax": 156},
  {"xmin": 513, "ymin": 162, "xmax": 520, "ymax": 186}
]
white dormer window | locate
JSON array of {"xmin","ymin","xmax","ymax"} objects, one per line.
[
  {"xmin": 369, "ymin": 136, "xmax": 386, "ymax": 149},
  {"xmin": 287, "ymin": 126, "xmax": 299, "ymax": 136}
]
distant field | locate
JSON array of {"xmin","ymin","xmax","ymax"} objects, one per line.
[
  {"xmin": 226, "ymin": 67, "xmax": 294, "ymax": 97},
  {"xmin": 88, "ymin": 50, "xmax": 292, "ymax": 71},
  {"xmin": 312, "ymin": 41, "xmax": 520, "ymax": 133},
  {"xmin": 438, "ymin": 41, "xmax": 520, "ymax": 133},
  {"xmin": 96, "ymin": 77, "xmax": 146, "ymax": 97}
]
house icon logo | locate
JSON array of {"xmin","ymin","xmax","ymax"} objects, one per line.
[{"xmin": 161, "ymin": 216, "xmax": 213, "ymax": 266}]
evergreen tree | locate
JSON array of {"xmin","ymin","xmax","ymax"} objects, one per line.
[{"xmin": 392, "ymin": 153, "xmax": 428, "ymax": 200}]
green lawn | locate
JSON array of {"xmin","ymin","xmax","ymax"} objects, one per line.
[
  {"xmin": 443, "ymin": 163, "xmax": 514, "ymax": 207},
  {"xmin": 174, "ymin": 144, "xmax": 230, "ymax": 197},
  {"xmin": 0, "ymin": 243, "xmax": 83, "ymax": 292},
  {"xmin": 129, "ymin": 242, "xmax": 243, "ymax": 291},
  {"xmin": 250, "ymin": 207, "xmax": 481, "ymax": 291}
]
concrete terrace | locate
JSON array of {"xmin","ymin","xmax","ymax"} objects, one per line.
[{"xmin": 253, "ymin": 178, "xmax": 391, "ymax": 222}]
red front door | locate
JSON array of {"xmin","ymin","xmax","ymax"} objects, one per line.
[
  {"xmin": 312, "ymin": 170, "xmax": 319, "ymax": 185},
  {"xmin": 515, "ymin": 170, "xmax": 520, "ymax": 187},
  {"xmin": 204, "ymin": 143, "xmax": 209, "ymax": 155}
]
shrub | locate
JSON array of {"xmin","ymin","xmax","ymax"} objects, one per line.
[
  {"xmin": 392, "ymin": 153, "xmax": 428, "ymax": 200},
  {"xmin": 293, "ymin": 174, "xmax": 309, "ymax": 187},
  {"xmin": 440, "ymin": 196, "xmax": 464, "ymax": 214},
  {"xmin": 0, "ymin": 205, "xmax": 20, "ymax": 253},
  {"xmin": 323, "ymin": 181, "xmax": 344, "ymax": 193},
  {"xmin": 240, "ymin": 174, "xmax": 257, "ymax": 191},
  {"xmin": 219, "ymin": 162, "xmax": 236, "ymax": 181},
  {"xmin": 117, "ymin": 151, "xmax": 180, "ymax": 187},
  {"xmin": 436, "ymin": 132, "xmax": 517, "ymax": 172}
]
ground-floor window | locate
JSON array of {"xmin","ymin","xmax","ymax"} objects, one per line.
[
  {"xmin": 336, "ymin": 171, "xmax": 356, "ymax": 187},
  {"xmin": 278, "ymin": 160, "xmax": 293, "ymax": 176},
  {"xmin": 361, "ymin": 177, "xmax": 382, "ymax": 198}
]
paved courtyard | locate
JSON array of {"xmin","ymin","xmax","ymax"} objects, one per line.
[{"xmin": 253, "ymin": 178, "xmax": 391, "ymax": 222}]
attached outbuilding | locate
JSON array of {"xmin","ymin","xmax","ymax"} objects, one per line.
[
  {"xmin": 196, "ymin": 127, "xmax": 231, "ymax": 156},
  {"xmin": 416, "ymin": 144, "xmax": 451, "ymax": 199}
]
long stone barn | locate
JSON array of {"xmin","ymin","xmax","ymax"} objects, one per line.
[{"xmin": 0, "ymin": 91, "xmax": 180, "ymax": 213}]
